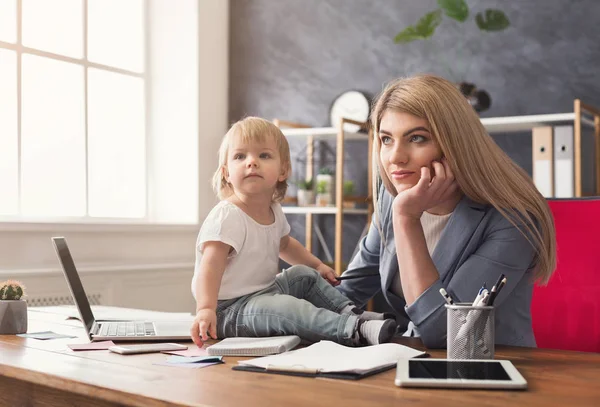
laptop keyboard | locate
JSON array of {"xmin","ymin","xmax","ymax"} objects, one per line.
[{"xmin": 98, "ymin": 322, "xmax": 156, "ymax": 337}]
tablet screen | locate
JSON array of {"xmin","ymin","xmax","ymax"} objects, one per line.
[{"xmin": 409, "ymin": 360, "xmax": 511, "ymax": 381}]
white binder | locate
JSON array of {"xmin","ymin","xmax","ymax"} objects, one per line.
[
  {"xmin": 553, "ymin": 125, "xmax": 574, "ymax": 198},
  {"xmin": 532, "ymin": 126, "xmax": 554, "ymax": 198}
]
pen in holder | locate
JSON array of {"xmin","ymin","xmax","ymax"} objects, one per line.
[{"xmin": 446, "ymin": 303, "xmax": 495, "ymax": 360}]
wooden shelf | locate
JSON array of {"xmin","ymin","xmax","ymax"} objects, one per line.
[
  {"xmin": 281, "ymin": 127, "xmax": 368, "ymax": 140},
  {"xmin": 481, "ymin": 113, "xmax": 595, "ymax": 133},
  {"xmin": 282, "ymin": 206, "xmax": 369, "ymax": 215},
  {"xmin": 280, "ymin": 114, "xmax": 596, "ymax": 138}
]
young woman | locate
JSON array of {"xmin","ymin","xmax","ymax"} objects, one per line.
[{"xmin": 337, "ymin": 74, "xmax": 556, "ymax": 348}]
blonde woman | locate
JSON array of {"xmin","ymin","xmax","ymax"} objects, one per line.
[
  {"xmin": 190, "ymin": 117, "xmax": 396, "ymax": 348},
  {"xmin": 337, "ymin": 75, "xmax": 556, "ymax": 348}
]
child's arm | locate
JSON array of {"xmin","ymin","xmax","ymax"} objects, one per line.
[
  {"xmin": 190, "ymin": 241, "xmax": 230, "ymax": 346},
  {"xmin": 279, "ymin": 235, "xmax": 339, "ymax": 285}
]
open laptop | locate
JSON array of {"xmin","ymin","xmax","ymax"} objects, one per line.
[{"xmin": 51, "ymin": 236, "xmax": 193, "ymax": 342}]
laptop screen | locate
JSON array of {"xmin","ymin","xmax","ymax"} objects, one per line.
[{"xmin": 51, "ymin": 237, "xmax": 95, "ymax": 338}]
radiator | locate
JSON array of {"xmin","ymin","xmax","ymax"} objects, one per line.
[{"xmin": 27, "ymin": 293, "xmax": 103, "ymax": 307}]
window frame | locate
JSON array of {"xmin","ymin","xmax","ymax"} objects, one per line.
[
  {"xmin": 0, "ymin": 0, "xmax": 151, "ymax": 224},
  {"xmin": 0, "ymin": 0, "xmax": 228, "ymax": 282}
]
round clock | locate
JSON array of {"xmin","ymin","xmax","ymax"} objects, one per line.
[{"xmin": 329, "ymin": 90, "xmax": 370, "ymax": 132}]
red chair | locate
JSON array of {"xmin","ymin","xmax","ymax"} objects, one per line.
[{"xmin": 531, "ymin": 198, "xmax": 600, "ymax": 352}]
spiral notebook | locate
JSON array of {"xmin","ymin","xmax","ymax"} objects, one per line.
[{"xmin": 207, "ymin": 336, "xmax": 301, "ymax": 356}]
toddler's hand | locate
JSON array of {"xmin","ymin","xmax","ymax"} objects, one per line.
[
  {"xmin": 316, "ymin": 263, "xmax": 340, "ymax": 286},
  {"xmin": 190, "ymin": 308, "xmax": 217, "ymax": 347}
]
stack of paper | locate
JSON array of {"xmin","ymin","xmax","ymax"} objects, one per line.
[{"xmin": 235, "ymin": 340, "xmax": 426, "ymax": 379}]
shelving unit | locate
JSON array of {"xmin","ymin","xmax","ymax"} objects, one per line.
[
  {"xmin": 480, "ymin": 99, "xmax": 600, "ymax": 197},
  {"xmin": 274, "ymin": 99, "xmax": 600, "ymax": 275},
  {"xmin": 274, "ymin": 118, "xmax": 371, "ymax": 276}
]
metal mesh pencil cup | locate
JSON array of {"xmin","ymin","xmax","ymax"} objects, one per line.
[{"xmin": 446, "ymin": 303, "xmax": 495, "ymax": 360}]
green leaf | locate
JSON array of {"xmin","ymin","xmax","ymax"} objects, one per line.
[
  {"xmin": 475, "ymin": 9, "xmax": 510, "ymax": 31},
  {"xmin": 415, "ymin": 9, "xmax": 443, "ymax": 37},
  {"xmin": 394, "ymin": 26, "xmax": 425, "ymax": 43},
  {"xmin": 393, "ymin": 9, "xmax": 442, "ymax": 44},
  {"xmin": 437, "ymin": 0, "xmax": 469, "ymax": 22}
]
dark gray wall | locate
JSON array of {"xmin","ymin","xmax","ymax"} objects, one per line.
[{"xmin": 229, "ymin": 0, "xmax": 600, "ymax": 264}]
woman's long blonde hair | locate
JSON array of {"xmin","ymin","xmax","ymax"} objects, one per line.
[
  {"xmin": 212, "ymin": 117, "xmax": 291, "ymax": 202},
  {"xmin": 370, "ymin": 74, "xmax": 556, "ymax": 284}
]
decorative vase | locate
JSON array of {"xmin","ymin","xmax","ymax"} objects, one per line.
[
  {"xmin": 0, "ymin": 300, "xmax": 28, "ymax": 334},
  {"xmin": 297, "ymin": 189, "xmax": 314, "ymax": 207},
  {"xmin": 458, "ymin": 82, "xmax": 491, "ymax": 113}
]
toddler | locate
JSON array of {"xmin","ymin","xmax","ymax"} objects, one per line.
[{"xmin": 190, "ymin": 117, "xmax": 396, "ymax": 347}]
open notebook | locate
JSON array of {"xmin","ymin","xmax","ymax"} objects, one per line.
[
  {"xmin": 233, "ymin": 340, "xmax": 427, "ymax": 380},
  {"xmin": 207, "ymin": 336, "xmax": 301, "ymax": 356}
]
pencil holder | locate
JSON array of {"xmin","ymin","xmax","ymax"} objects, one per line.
[{"xmin": 446, "ymin": 303, "xmax": 495, "ymax": 360}]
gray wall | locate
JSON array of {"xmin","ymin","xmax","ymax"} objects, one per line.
[{"xmin": 229, "ymin": 0, "xmax": 600, "ymax": 264}]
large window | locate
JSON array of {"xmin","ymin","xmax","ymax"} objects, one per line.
[{"xmin": 0, "ymin": 0, "xmax": 199, "ymax": 223}]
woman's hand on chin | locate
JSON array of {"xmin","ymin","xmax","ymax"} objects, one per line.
[{"xmin": 392, "ymin": 158, "xmax": 458, "ymax": 220}]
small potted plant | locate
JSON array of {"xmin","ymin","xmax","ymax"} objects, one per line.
[
  {"xmin": 343, "ymin": 180, "xmax": 356, "ymax": 208},
  {"xmin": 316, "ymin": 180, "xmax": 331, "ymax": 206},
  {"xmin": 296, "ymin": 178, "xmax": 314, "ymax": 207},
  {"xmin": 0, "ymin": 280, "xmax": 28, "ymax": 334},
  {"xmin": 316, "ymin": 167, "xmax": 334, "ymax": 205}
]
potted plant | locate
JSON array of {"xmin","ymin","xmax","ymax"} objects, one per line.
[
  {"xmin": 343, "ymin": 180, "xmax": 356, "ymax": 208},
  {"xmin": 393, "ymin": 0, "xmax": 510, "ymax": 112},
  {"xmin": 316, "ymin": 180, "xmax": 331, "ymax": 206},
  {"xmin": 316, "ymin": 167, "xmax": 334, "ymax": 205},
  {"xmin": 0, "ymin": 280, "xmax": 28, "ymax": 334},
  {"xmin": 296, "ymin": 178, "xmax": 314, "ymax": 207}
]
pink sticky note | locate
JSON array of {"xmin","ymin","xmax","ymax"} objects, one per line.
[
  {"xmin": 161, "ymin": 347, "xmax": 208, "ymax": 357},
  {"xmin": 68, "ymin": 341, "xmax": 116, "ymax": 351}
]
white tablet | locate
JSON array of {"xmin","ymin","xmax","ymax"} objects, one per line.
[{"xmin": 395, "ymin": 359, "xmax": 527, "ymax": 390}]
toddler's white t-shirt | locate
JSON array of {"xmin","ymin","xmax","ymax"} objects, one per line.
[{"xmin": 191, "ymin": 200, "xmax": 291, "ymax": 300}]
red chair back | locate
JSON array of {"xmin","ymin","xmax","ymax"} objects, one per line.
[{"xmin": 531, "ymin": 198, "xmax": 600, "ymax": 352}]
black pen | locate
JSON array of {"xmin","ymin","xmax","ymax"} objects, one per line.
[
  {"xmin": 487, "ymin": 275, "xmax": 507, "ymax": 306},
  {"xmin": 335, "ymin": 272, "xmax": 380, "ymax": 281}
]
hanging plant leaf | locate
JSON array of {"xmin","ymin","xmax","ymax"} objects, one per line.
[
  {"xmin": 394, "ymin": 10, "xmax": 442, "ymax": 43},
  {"xmin": 394, "ymin": 26, "xmax": 426, "ymax": 43},
  {"xmin": 437, "ymin": 0, "xmax": 469, "ymax": 22},
  {"xmin": 414, "ymin": 9, "xmax": 443, "ymax": 37},
  {"xmin": 475, "ymin": 9, "xmax": 510, "ymax": 31}
]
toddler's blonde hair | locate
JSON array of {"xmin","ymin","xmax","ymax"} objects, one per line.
[{"xmin": 212, "ymin": 117, "xmax": 291, "ymax": 202}]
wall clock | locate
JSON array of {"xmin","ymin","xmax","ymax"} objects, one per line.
[{"xmin": 329, "ymin": 90, "xmax": 370, "ymax": 132}]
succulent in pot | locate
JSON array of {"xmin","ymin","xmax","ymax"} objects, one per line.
[{"xmin": 0, "ymin": 280, "xmax": 28, "ymax": 334}]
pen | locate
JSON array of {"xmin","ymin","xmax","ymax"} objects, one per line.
[
  {"xmin": 335, "ymin": 272, "xmax": 380, "ymax": 281},
  {"xmin": 472, "ymin": 283, "xmax": 487, "ymax": 305},
  {"xmin": 473, "ymin": 289, "xmax": 489, "ymax": 307},
  {"xmin": 488, "ymin": 277, "xmax": 507, "ymax": 306},
  {"xmin": 477, "ymin": 291, "xmax": 490, "ymax": 306},
  {"xmin": 439, "ymin": 288, "xmax": 454, "ymax": 305},
  {"xmin": 487, "ymin": 274, "xmax": 506, "ymax": 305}
]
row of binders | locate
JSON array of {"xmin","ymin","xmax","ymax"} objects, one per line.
[{"xmin": 532, "ymin": 125, "xmax": 575, "ymax": 198}]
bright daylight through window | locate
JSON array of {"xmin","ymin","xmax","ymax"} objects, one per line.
[{"xmin": 0, "ymin": 0, "xmax": 199, "ymax": 224}]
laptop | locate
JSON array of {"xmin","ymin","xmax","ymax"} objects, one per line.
[{"xmin": 52, "ymin": 236, "xmax": 193, "ymax": 342}]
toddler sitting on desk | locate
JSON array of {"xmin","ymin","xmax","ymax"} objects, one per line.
[{"xmin": 190, "ymin": 117, "xmax": 396, "ymax": 347}]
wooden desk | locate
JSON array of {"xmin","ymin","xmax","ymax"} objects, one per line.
[{"xmin": 1, "ymin": 308, "xmax": 599, "ymax": 407}]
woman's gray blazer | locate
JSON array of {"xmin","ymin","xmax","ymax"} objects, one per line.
[{"xmin": 337, "ymin": 187, "xmax": 538, "ymax": 349}]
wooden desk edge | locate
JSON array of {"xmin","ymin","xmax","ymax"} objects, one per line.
[{"xmin": 0, "ymin": 341, "xmax": 190, "ymax": 407}]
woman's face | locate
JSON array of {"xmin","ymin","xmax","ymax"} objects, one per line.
[{"xmin": 378, "ymin": 110, "xmax": 443, "ymax": 194}]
